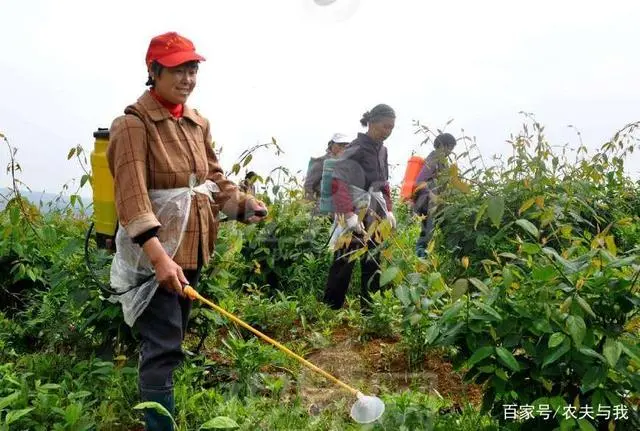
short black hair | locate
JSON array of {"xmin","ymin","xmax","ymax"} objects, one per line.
[
  {"xmin": 145, "ymin": 60, "xmax": 200, "ymax": 87},
  {"xmin": 434, "ymin": 133, "xmax": 457, "ymax": 150},
  {"xmin": 145, "ymin": 61, "xmax": 164, "ymax": 87}
]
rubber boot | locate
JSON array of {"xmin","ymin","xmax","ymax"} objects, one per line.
[
  {"xmin": 415, "ymin": 246, "xmax": 427, "ymax": 258},
  {"xmin": 140, "ymin": 387, "xmax": 175, "ymax": 431}
]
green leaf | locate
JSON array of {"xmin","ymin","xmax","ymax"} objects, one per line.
[
  {"xmin": 518, "ymin": 197, "xmax": 536, "ymax": 215},
  {"xmin": 6, "ymin": 407, "xmax": 35, "ymax": 425},
  {"xmin": 64, "ymin": 402, "xmax": 82, "ymax": 425},
  {"xmin": 602, "ymin": 338, "xmax": 622, "ymax": 367},
  {"xmin": 469, "ymin": 278, "xmax": 490, "ymax": 295},
  {"xmin": 604, "ymin": 390, "xmax": 622, "ymax": 407},
  {"xmin": 542, "ymin": 247, "xmax": 580, "ymax": 274},
  {"xmin": 502, "ymin": 267, "xmax": 513, "ymax": 289},
  {"xmin": 577, "ymin": 347, "xmax": 607, "ymax": 364},
  {"xmin": 38, "ymin": 383, "xmax": 62, "ymax": 391},
  {"xmin": 9, "ymin": 206, "xmax": 20, "ymax": 226},
  {"xmin": 80, "ymin": 174, "xmax": 91, "ymax": 188},
  {"xmin": 425, "ymin": 325, "xmax": 439, "ymax": 344},
  {"xmin": 68, "ymin": 391, "xmax": 92, "ymax": 400},
  {"xmin": 560, "ymin": 418, "xmax": 577, "ymax": 431},
  {"xmin": 428, "ymin": 272, "xmax": 446, "ymax": 291},
  {"xmin": 516, "ymin": 219, "xmax": 539, "ymax": 239},
  {"xmin": 548, "ymin": 332, "xmax": 566, "ymax": 348},
  {"xmin": 451, "ymin": 278, "xmax": 468, "ymax": 302},
  {"xmin": 200, "ymin": 416, "xmax": 240, "ymax": 429},
  {"xmin": 242, "ymin": 154, "xmax": 253, "ymax": 167},
  {"xmin": 202, "ymin": 309, "xmax": 225, "ymax": 325},
  {"xmin": 581, "ymin": 366, "xmax": 606, "ymax": 393},
  {"xmin": 577, "ymin": 419, "xmax": 596, "ymax": 431},
  {"xmin": 441, "ymin": 301, "xmax": 464, "ymax": 323},
  {"xmin": 134, "ymin": 402, "xmax": 178, "ymax": 428},
  {"xmin": 521, "ymin": 242, "xmax": 541, "ymax": 255},
  {"xmin": 477, "ymin": 302, "xmax": 502, "ymax": 321},
  {"xmin": 549, "ymin": 396, "xmax": 566, "ymax": 413},
  {"xmin": 575, "ymin": 295, "xmax": 596, "ymax": 319},
  {"xmin": 498, "ymin": 252, "xmax": 519, "ymax": 260},
  {"xmin": 380, "ymin": 266, "xmax": 400, "ymax": 287},
  {"xmin": 466, "ymin": 346, "xmax": 494, "ymax": 368},
  {"xmin": 395, "ymin": 285, "xmax": 411, "ymax": 307},
  {"xmin": 0, "ymin": 391, "xmax": 20, "ymax": 409},
  {"xmin": 533, "ymin": 265, "xmax": 555, "ymax": 281},
  {"xmin": 487, "ymin": 196, "xmax": 505, "ymax": 228},
  {"xmin": 495, "ymin": 368, "xmax": 508, "ymax": 381},
  {"xmin": 495, "ymin": 347, "xmax": 520, "ymax": 372},
  {"xmin": 606, "ymin": 255, "xmax": 637, "ymax": 268},
  {"xmin": 604, "ymin": 235, "xmax": 617, "ymax": 256},
  {"xmin": 566, "ymin": 315, "xmax": 586, "ymax": 347},
  {"xmin": 409, "ymin": 313, "xmax": 421, "ymax": 326},
  {"xmin": 621, "ymin": 342, "xmax": 640, "ymax": 363},
  {"xmin": 540, "ymin": 207, "xmax": 555, "ymax": 227},
  {"xmin": 474, "ymin": 203, "xmax": 488, "ymax": 230},
  {"xmin": 543, "ymin": 338, "xmax": 571, "ymax": 368},
  {"xmin": 591, "ymin": 390, "xmax": 606, "ymax": 412},
  {"xmin": 533, "ymin": 319, "xmax": 553, "ymax": 334},
  {"xmin": 67, "ymin": 147, "xmax": 76, "ymax": 159}
]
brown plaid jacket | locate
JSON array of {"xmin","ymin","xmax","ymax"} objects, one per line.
[{"xmin": 107, "ymin": 90, "xmax": 250, "ymax": 269}]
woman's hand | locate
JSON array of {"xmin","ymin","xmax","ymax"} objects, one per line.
[
  {"xmin": 153, "ymin": 254, "xmax": 189, "ymax": 296},
  {"xmin": 344, "ymin": 212, "xmax": 364, "ymax": 234},
  {"xmin": 246, "ymin": 198, "xmax": 268, "ymax": 223},
  {"xmin": 143, "ymin": 237, "xmax": 188, "ymax": 296}
]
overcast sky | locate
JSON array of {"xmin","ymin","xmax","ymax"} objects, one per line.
[{"xmin": 1, "ymin": 0, "xmax": 639, "ymax": 196}]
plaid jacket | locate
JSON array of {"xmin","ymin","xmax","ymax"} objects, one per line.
[{"xmin": 107, "ymin": 90, "xmax": 250, "ymax": 269}]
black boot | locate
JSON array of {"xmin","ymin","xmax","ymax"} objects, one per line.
[{"xmin": 140, "ymin": 387, "xmax": 175, "ymax": 431}]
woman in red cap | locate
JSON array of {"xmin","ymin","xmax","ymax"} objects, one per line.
[{"xmin": 107, "ymin": 32, "xmax": 268, "ymax": 430}]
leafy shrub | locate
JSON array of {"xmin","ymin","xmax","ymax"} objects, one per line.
[{"xmin": 397, "ymin": 117, "xmax": 640, "ymax": 429}]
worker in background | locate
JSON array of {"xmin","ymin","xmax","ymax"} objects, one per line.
[
  {"xmin": 304, "ymin": 133, "xmax": 350, "ymax": 204},
  {"xmin": 239, "ymin": 171, "xmax": 258, "ymax": 196},
  {"xmin": 412, "ymin": 133, "xmax": 457, "ymax": 258}
]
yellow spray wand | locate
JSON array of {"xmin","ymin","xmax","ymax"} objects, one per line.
[{"xmin": 182, "ymin": 285, "xmax": 358, "ymax": 396}]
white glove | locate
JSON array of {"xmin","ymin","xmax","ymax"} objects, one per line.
[
  {"xmin": 387, "ymin": 212, "xmax": 397, "ymax": 230},
  {"xmin": 345, "ymin": 213, "xmax": 364, "ymax": 234}
]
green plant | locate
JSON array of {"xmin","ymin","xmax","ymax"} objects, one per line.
[
  {"xmin": 360, "ymin": 289, "xmax": 403, "ymax": 340},
  {"xmin": 401, "ymin": 117, "xmax": 640, "ymax": 429},
  {"xmin": 212, "ymin": 331, "xmax": 288, "ymax": 397}
]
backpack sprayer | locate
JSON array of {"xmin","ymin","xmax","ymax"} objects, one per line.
[
  {"xmin": 88, "ymin": 128, "xmax": 118, "ymax": 250},
  {"xmin": 400, "ymin": 155, "xmax": 425, "ymax": 202},
  {"xmin": 85, "ymin": 128, "xmax": 143, "ymax": 295}
]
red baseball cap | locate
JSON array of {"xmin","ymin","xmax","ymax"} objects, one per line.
[{"xmin": 145, "ymin": 32, "xmax": 206, "ymax": 68}]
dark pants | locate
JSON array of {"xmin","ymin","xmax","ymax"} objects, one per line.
[
  {"xmin": 134, "ymin": 267, "xmax": 202, "ymax": 431},
  {"xmin": 323, "ymin": 235, "xmax": 381, "ymax": 312},
  {"xmin": 414, "ymin": 191, "xmax": 437, "ymax": 257},
  {"xmin": 415, "ymin": 215, "xmax": 435, "ymax": 257}
]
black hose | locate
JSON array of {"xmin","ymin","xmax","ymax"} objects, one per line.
[{"xmin": 84, "ymin": 222, "xmax": 143, "ymax": 296}]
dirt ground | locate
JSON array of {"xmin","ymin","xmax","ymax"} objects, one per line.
[{"xmin": 297, "ymin": 327, "xmax": 483, "ymax": 413}]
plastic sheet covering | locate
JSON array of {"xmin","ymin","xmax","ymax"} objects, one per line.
[
  {"xmin": 328, "ymin": 187, "xmax": 389, "ymax": 250},
  {"xmin": 108, "ymin": 175, "xmax": 220, "ymax": 326}
]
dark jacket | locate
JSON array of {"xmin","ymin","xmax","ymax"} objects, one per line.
[
  {"xmin": 413, "ymin": 150, "xmax": 448, "ymax": 214},
  {"xmin": 332, "ymin": 133, "xmax": 392, "ymax": 218}
]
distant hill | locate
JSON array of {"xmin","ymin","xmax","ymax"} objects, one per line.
[{"xmin": 0, "ymin": 188, "xmax": 92, "ymax": 215}]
